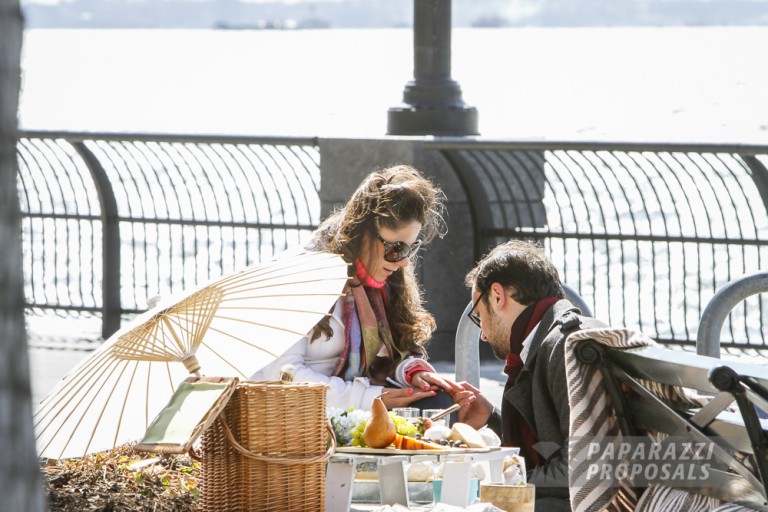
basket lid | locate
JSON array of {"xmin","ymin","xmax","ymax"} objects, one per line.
[{"xmin": 135, "ymin": 376, "xmax": 238, "ymax": 455}]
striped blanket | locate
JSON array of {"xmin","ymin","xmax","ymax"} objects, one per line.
[{"xmin": 564, "ymin": 327, "xmax": 757, "ymax": 512}]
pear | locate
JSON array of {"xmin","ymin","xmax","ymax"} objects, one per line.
[{"xmin": 363, "ymin": 396, "xmax": 397, "ymax": 448}]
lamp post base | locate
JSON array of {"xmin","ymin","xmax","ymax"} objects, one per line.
[{"xmin": 387, "ymin": 105, "xmax": 479, "ymax": 136}]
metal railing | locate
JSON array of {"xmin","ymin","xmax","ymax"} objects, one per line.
[
  {"xmin": 19, "ymin": 133, "xmax": 768, "ymax": 353},
  {"xmin": 432, "ymin": 140, "xmax": 768, "ymax": 350},
  {"xmin": 697, "ymin": 271, "xmax": 768, "ymax": 357},
  {"xmin": 18, "ymin": 131, "xmax": 321, "ymax": 341}
]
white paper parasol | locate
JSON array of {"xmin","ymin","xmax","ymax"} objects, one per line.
[{"xmin": 34, "ymin": 250, "xmax": 349, "ymax": 460}]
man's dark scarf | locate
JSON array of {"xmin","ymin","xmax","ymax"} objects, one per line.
[{"xmin": 502, "ymin": 296, "xmax": 559, "ymax": 467}]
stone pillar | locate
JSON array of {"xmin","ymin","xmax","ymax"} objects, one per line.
[
  {"xmin": 318, "ymin": 138, "xmax": 475, "ymax": 361},
  {"xmin": 387, "ymin": 0, "xmax": 478, "ymax": 136}
]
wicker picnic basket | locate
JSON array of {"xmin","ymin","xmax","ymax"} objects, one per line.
[{"xmin": 199, "ymin": 380, "xmax": 335, "ymax": 512}]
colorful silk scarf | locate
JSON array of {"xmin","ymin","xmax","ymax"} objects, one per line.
[{"xmin": 332, "ymin": 284, "xmax": 410, "ymax": 385}]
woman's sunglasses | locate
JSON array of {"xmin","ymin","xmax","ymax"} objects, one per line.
[{"xmin": 376, "ymin": 233, "xmax": 422, "ymax": 263}]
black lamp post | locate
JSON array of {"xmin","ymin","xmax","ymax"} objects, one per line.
[{"xmin": 387, "ymin": 0, "xmax": 478, "ymax": 136}]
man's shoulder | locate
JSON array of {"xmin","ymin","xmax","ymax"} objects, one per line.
[
  {"xmin": 557, "ymin": 311, "xmax": 606, "ymax": 332},
  {"xmin": 551, "ymin": 300, "xmax": 606, "ymax": 330},
  {"xmin": 530, "ymin": 300, "xmax": 606, "ymax": 358},
  {"xmin": 538, "ymin": 302, "xmax": 607, "ymax": 350}
]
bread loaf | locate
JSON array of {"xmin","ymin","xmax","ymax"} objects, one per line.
[{"xmin": 447, "ymin": 422, "xmax": 487, "ymax": 448}]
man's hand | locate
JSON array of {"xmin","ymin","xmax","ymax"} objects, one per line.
[
  {"xmin": 379, "ymin": 387, "xmax": 437, "ymax": 409},
  {"xmin": 452, "ymin": 381, "xmax": 493, "ymax": 430}
]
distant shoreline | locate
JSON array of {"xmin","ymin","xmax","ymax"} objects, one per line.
[{"xmin": 21, "ymin": 0, "xmax": 768, "ymax": 30}]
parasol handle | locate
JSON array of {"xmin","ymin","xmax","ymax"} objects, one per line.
[{"xmin": 182, "ymin": 354, "xmax": 201, "ymax": 376}]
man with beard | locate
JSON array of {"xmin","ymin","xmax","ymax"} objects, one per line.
[{"xmin": 455, "ymin": 240, "xmax": 605, "ymax": 512}]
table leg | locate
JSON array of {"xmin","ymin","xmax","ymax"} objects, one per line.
[
  {"xmin": 326, "ymin": 459, "xmax": 355, "ymax": 512},
  {"xmin": 440, "ymin": 460, "xmax": 473, "ymax": 507},
  {"xmin": 378, "ymin": 459, "xmax": 410, "ymax": 507}
]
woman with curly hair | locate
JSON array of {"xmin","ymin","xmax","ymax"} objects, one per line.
[{"xmin": 251, "ymin": 164, "xmax": 464, "ymax": 411}]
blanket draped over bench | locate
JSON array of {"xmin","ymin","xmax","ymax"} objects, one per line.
[{"xmin": 564, "ymin": 327, "xmax": 760, "ymax": 512}]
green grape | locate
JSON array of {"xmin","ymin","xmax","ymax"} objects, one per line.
[
  {"xmin": 350, "ymin": 421, "xmax": 368, "ymax": 447},
  {"xmin": 390, "ymin": 413, "xmax": 418, "ymax": 437}
]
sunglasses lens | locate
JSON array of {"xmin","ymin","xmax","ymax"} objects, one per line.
[
  {"xmin": 383, "ymin": 241, "xmax": 421, "ymax": 262},
  {"xmin": 384, "ymin": 242, "xmax": 408, "ymax": 262}
]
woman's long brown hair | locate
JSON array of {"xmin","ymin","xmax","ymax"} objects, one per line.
[{"xmin": 306, "ymin": 164, "xmax": 446, "ymax": 356}]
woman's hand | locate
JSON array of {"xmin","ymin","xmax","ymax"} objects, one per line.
[
  {"xmin": 380, "ymin": 387, "xmax": 437, "ymax": 409},
  {"xmin": 409, "ymin": 371, "xmax": 463, "ymax": 394}
]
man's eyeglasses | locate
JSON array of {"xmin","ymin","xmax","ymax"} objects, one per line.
[
  {"xmin": 376, "ymin": 233, "xmax": 422, "ymax": 263},
  {"xmin": 467, "ymin": 288, "xmax": 488, "ymax": 328}
]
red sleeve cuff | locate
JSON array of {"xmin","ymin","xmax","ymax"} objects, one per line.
[{"xmin": 404, "ymin": 362, "xmax": 432, "ymax": 385}]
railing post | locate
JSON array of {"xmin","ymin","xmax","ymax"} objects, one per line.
[
  {"xmin": 73, "ymin": 141, "xmax": 122, "ymax": 339},
  {"xmin": 387, "ymin": 0, "xmax": 478, "ymax": 136},
  {"xmin": 455, "ymin": 300, "xmax": 481, "ymax": 388},
  {"xmin": 563, "ymin": 283, "xmax": 593, "ymax": 318},
  {"xmin": 697, "ymin": 271, "xmax": 768, "ymax": 358}
]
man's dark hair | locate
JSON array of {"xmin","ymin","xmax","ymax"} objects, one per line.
[{"xmin": 465, "ymin": 239, "xmax": 564, "ymax": 306}]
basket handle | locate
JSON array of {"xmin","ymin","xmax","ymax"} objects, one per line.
[
  {"xmin": 218, "ymin": 414, "xmax": 337, "ymax": 465},
  {"xmin": 187, "ymin": 446, "xmax": 202, "ymax": 462}
]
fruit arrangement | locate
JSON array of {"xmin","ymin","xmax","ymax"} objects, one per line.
[
  {"xmin": 328, "ymin": 401, "xmax": 419, "ymax": 448},
  {"xmin": 328, "ymin": 398, "xmax": 490, "ymax": 451}
]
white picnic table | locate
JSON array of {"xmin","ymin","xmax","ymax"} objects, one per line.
[{"xmin": 326, "ymin": 447, "xmax": 519, "ymax": 511}]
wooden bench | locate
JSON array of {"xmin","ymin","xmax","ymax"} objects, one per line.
[{"xmin": 573, "ymin": 339, "xmax": 768, "ymax": 508}]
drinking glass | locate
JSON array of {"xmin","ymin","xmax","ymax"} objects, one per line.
[
  {"xmin": 422, "ymin": 408, "xmax": 450, "ymax": 427},
  {"xmin": 393, "ymin": 407, "xmax": 420, "ymax": 423}
]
